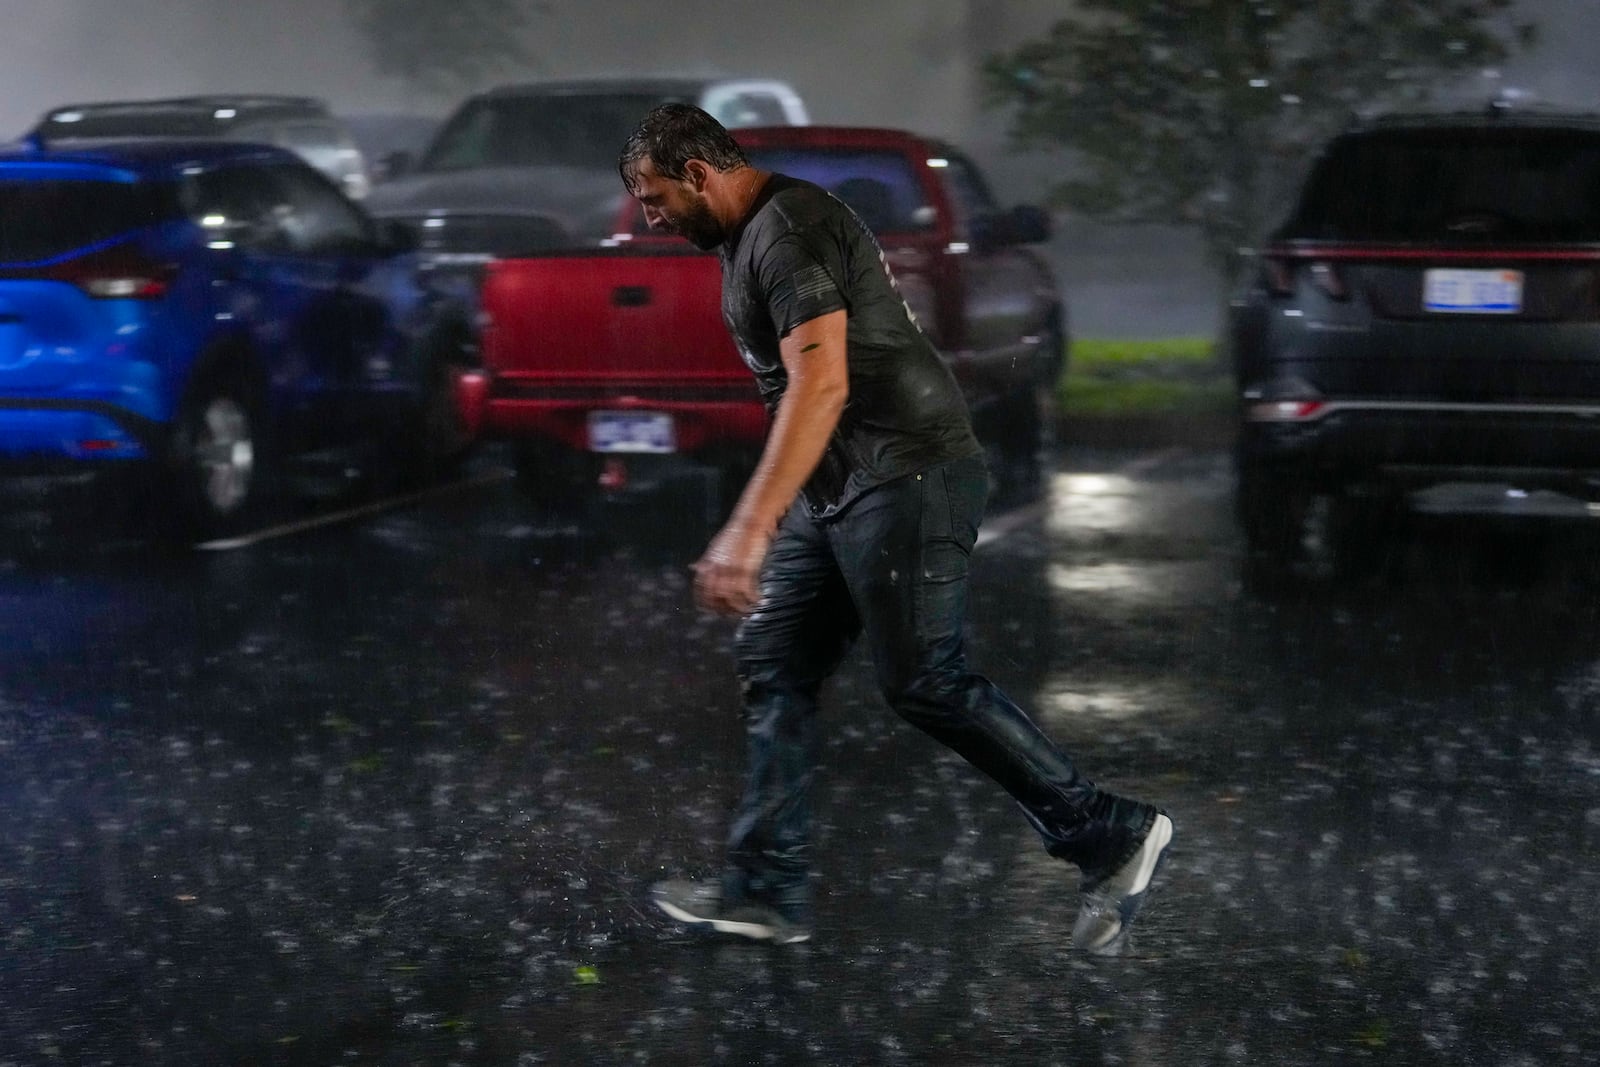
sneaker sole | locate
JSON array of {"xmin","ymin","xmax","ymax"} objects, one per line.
[
  {"xmin": 1078, "ymin": 813, "xmax": 1174, "ymax": 954},
  {"xmin": 653, "ymin": 897, "xmax": 811, "ymax": 944}
]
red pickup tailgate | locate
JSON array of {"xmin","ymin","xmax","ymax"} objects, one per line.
[{"xmin": 480, "ymin": 249, "xmax": 766, "ymax": 453}]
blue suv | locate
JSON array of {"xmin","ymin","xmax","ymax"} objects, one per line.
[{"xmin": 0, "ymin": 139, "xmax": 478, "ymax": 539}]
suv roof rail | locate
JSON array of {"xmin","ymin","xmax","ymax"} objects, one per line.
[
  {"xmin": 163, "ymin": 94, "xmax": 328, "ymax": 112},
  {"xmin": 32, "ymin": 95, "xmax": 335, "ymax": 148},
  {"xmin": 1341, "ymin": 100, "xmax": 1600, "ymax": 134},
  {"xmin": 39, "ymin": 94, "xmax": 329, "ymax": 124}
]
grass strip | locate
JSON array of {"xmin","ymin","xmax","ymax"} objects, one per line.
[{"xmin": 1058, "ymin": 336, "xmax": 1233, "ymax": 417}]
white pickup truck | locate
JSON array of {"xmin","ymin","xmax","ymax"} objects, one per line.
[{"xmin": 363, "ymin": 76, "xmax": 809, "ymax": 254}]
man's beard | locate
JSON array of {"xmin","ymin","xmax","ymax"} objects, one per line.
[{"xmin": 670, "ymin": 195, "xmax": 725, "ymax": 250}]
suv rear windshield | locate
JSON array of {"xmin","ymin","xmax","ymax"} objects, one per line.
[
  {"xmin": 421, "ymin": 94, "xmax": 672, "ymax": 172},
  {"xmin": 0, "ymin": 179, "xmax": 175, "ymax": 262},
  {"xmin": 1285, "ymin": 127, "xmax": 1600, "ymax": 243}
]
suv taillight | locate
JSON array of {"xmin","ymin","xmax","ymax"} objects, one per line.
[
  {"xmin": 1309, "ymin": 261, "xmax": 1348, "ymax": 300},
  {"xmin": 1246, "ymin": 399, "xmax": 1328, "ymax": 422},
  {"xmin": 1263, "ymin": 255, "xmax": 1348, "ymax": 300},
  {"xmin": 1264, "ymin": 257, "xmax": 1296, "ymax": 296},
  {"xmin": 48, "ymin": 244, "xmax": 174, "ymax": 300}
]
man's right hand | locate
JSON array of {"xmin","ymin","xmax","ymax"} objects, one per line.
[
  {"xmin": 691, "ymin": 519, "xmax": 774, "ymax": 616},
  {"xmin": 690, "ymin": 310, "xmax": 849, "ymax": 616}
]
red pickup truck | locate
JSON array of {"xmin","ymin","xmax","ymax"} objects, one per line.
[{"xmin": 473, "ymin": 125, "xmax": 1066, "ymax": 511}]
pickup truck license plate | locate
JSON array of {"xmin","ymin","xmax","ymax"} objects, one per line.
[
  {"xmin": 588, "ymin": 410, "xmax": 676, "ymax": 454},
  {"xmin": 1423, "ymin": 268, "xmax": 1523, "ymax": 314}
]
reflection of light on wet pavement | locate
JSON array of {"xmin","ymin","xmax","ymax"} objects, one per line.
[
  {"xmin": 1043, "ymin": 453, "xmax": 1224, "ymax": 604},
  {"xmin": 1046, "ymin": 472, "xmax": 1141, "ymax": 534},
  {"xmin": 1062, "ymin": 473, "xmax": 1119, "ymax": 496},
  {"xmin": 1040, "ymin": 680, "xmax": 1179, "ymax": 723},
  {"xmin": 1036, "ymin": 676, "xmax": 1210, "ymax": 735},
  {"xmin": 1048, "ymin": 560, "xmax": 1211, "ymax": 605},
  {"xmin": 1048, "ymin": 560, "xmax": 1145, "ymax": 593}
]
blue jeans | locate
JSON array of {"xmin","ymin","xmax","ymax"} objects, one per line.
[{"xmin": 724, "ymin": 454, "xmax": 1155, "ymax": 915}]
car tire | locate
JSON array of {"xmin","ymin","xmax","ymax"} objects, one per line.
[
  {"xmin": 1327, "ymin": 492, "xmax": 1405, "ymax": 583},
  {"xmin": 401, "ymin": 340, "xmax": 478, "ymax": 487},
  {"xmin": 1237, "ymin": 460, "xmax": 1312, "ymax": 577},
  {"xmin": 167, "ymin": 366, "xmax": 271, "ymax": 542},
  {"xmin": 512, "ymin": 441, "xmax": 594, "ymax": 517},
  {"xmin": 991, "ymin": 382, "xmax": 1045, "ymax": 504}
]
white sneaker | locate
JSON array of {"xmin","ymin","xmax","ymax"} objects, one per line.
[
  {"xmin": 651, "ymin": 879, "xmax": 811, "ymax": 944},
  {"xmin": 1071, "ymin": 812, "xmax": 1173, "ymax": 954}
]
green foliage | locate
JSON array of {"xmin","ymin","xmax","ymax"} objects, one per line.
[
  {"xmin": 1072, "ymin": 336, "xmax": 1215, "ymax": 368},
  {"xmin": 1059, "ymin": 336, "xmax": 1232, "ymax": 416},
  {"xmin": 344, "ymin": 0, "xmax": 543, "ymax": 95},
  {"xmin": 985, "ymin": 1, "xmax": 1536, "ymax": 283}
]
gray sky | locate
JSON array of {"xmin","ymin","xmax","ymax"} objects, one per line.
[
  {"xmin": 0, "ymin": 1, "xmax": 1006, "ymax": 140},
  {"xmin": 1504, "ymin": 0, "xmax": 1600, "ymax": 105},
  {"xmin": 2, "ymin": 1, "xmax": 1597, "ymax": 144}
]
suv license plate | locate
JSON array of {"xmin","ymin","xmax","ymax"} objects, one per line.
[
  {"xmin": 588, "ymin": 411, "xmax": 675, "ymax": 454},
  {"xmin": 1423, "ymin": 268, "xmax": 1523, "ymax": 314}
]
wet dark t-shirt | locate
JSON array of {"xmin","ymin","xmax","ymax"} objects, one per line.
[{"xmin": 720, "ymin": 173, "xmax": 981, "ymax": 520}]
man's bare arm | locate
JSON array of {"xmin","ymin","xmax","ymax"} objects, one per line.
[{"xmin": 692, "ymin": 309, "xmax": 849, "ymax": 614}]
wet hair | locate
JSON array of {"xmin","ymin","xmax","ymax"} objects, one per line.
[{"xmin": 619, "ymin": 103, "xmax": 749, "ymax": 192}]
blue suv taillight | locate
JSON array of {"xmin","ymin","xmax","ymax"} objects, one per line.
[{"xmin": 44, "ymin": 243, "xmax": 175, "ymax": 299}]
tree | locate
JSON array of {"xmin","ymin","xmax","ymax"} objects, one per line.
[
  {"xmin": 344, "ymin": 0, "xmax": 546, "ymax": 98},
  {"xmin": 983, "ymin": 1, "xmax": 1537, "ymax": 286}
]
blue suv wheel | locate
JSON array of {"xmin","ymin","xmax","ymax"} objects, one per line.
[{"xmin": 168, "ymin": 365, "xmax": 269, "ymax": 539}]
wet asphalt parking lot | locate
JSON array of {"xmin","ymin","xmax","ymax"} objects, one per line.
[{"xmin": 1, "ymin": 442, "xmax": 1598, "ymax": 1066}]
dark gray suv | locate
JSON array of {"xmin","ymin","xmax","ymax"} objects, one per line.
[{"xmin": 1230, "ymin": 105, "xmax": 1600, "ymax": 567}]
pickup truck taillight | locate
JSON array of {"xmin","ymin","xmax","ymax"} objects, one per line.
[{"xmin": 47, "ymin": 244, "xmax": 175, "ymax": 300}]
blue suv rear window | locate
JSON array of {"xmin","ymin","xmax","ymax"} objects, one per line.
[
  {"xmin": 0, "ymin": 179, "xmax": 175, "ymax": 263},
  {"xmin": 1288, "ymin": 128, "xmax": 1600, "ymax": 244},
  {"xmin": 743, "ymin": 149, "xmax": 931, "ymax": 233}
]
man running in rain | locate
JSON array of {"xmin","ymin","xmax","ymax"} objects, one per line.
[{"xmin": 619, "ymin": 104, "xmax": 1172, "ymax": 952}]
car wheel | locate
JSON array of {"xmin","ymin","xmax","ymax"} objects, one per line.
[
  {"xmin": 1328, "ymin": 492, "xmax": 1405, "ymax": 582},
  {"xmin": 398, "ymin": 339, "xmax": 478, "ymax": 487},
  {"xmin": 1237, "ymin": 461, "xmax": 1312, "ymax": 576},
  {"xmin": 169, "ymin": 368, "xmax": 270, "ymax": 541},
  {"xmin": 992, "ymin": 382, "xmax": 1044, "ymax": 503}
]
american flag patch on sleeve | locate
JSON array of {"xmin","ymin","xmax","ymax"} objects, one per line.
[{"xmin": 790, "ymin": 263, "xmax": 837, "ymax": 305}]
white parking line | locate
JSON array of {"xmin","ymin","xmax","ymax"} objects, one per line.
[
  {"xmin": 195, "ymin": 467, "xmax": 514, "ymax": 551},
  {"xmin": 199, "ymin": 446, "xmax": 1198, "ymax": 553}
]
